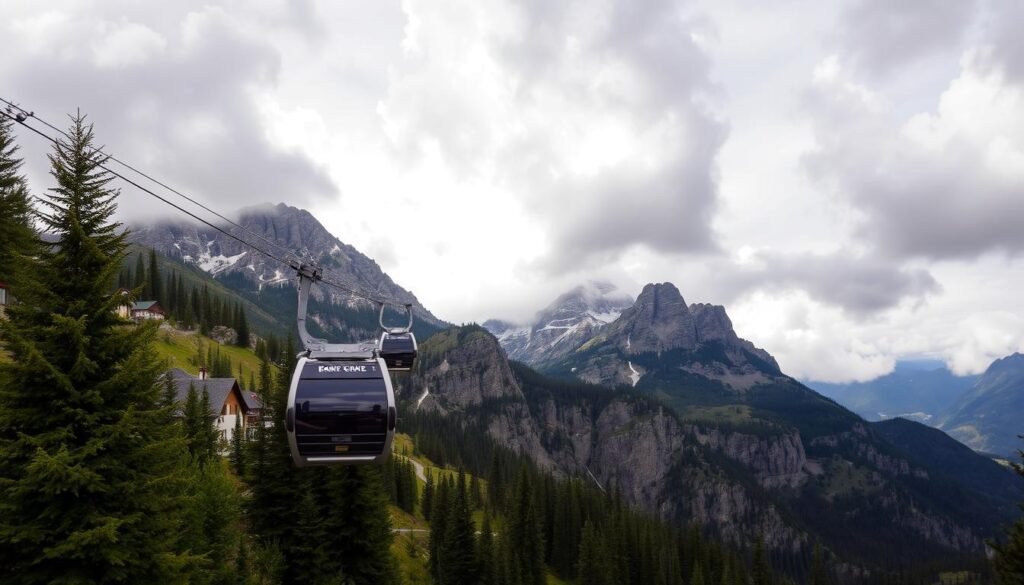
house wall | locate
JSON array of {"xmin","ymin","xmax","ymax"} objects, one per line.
[{"xmin": 217, "ymin": 389, "xmax": 247, "ymax": 444}]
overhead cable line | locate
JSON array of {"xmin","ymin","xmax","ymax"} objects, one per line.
[
  {"xmin": 0, "ymin": 96, "xmax": 303, "ymax": 267},
  {"xmin": 0, "ymin": 105, "xmax": 410, "ymax": 309}
]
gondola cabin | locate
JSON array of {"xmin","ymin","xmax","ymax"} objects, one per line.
[
  {"xmin": 379, "ymin": 331, "xmax": 417, "ymax": 371},
  {"xmin": 286, "ymin": 357, "xmax": 396, "ymax": 466}
]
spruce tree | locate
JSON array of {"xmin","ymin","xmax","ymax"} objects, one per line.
[
  {"xmin": 478, "ymin": 513, "xmax": 497, "ymax": 585},
  {"xmin": 422, "ymin": 472, "xmax": 435, "ymax": 521},
  {"xmin": 443, "ymin": 471, "xmax": 479, "ymax": 584},
  {"xmin": 577, "ymin": 521, "xmax": 609, "ymax": 585},
  {"xmin": 752, "ymin": 538, "xmax": 772, "ymax": 585},
  {"xmin": 134, "ymin": 251, "xmax": 147, "ymax": 295},
  {"xmin": 810, "ymin": 543, "xmax": 829, "ymax": 585},
  {"xmin": 230, "ymin": 415, "xmax": 246, "ymax": 476},
  {"xmin": 0, "ymin": 114, "xmax": 36, "ymax": 285},
  {"xmin": 236, "ymin": 304, "xmax": 250, "ymax": 348},
  {"xmin": 993, "ymin": 444, "xmax": 1024, "ymax": 585},
  {"xmin": 148, "ymin": 248, "xmax": 162, "ymax": 303},
  {"xmin": 0, "ymin": 112, "xmax": 192, "ymax": 583}
]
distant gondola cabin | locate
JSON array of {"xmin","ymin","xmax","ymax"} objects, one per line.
[{"xmin": 0, "ymin": 282, "xmax": 7, "ymax": 318}]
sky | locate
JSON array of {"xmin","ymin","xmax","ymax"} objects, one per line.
[{"xmin": 2, "ymin": 0, "xmax": 1022, "ymax": 382}]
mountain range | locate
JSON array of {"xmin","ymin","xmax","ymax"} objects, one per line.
[
  {"xmin": 465, "ymin": 281, "xmax": 1024, "ymax": 569},
  {"xmin": 809, "ymin": 356, "xmax": 1024, "ymax": 459},
  {"xmin": 806, "ymin": 361, "xmax": 979, "ymax": 424},
  {"xmin": 127, "ymin": 203, "xmax": 1024, "ymax": 575}
]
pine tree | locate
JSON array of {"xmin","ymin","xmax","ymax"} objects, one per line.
[
  {"xmin": 478, "ymin": 513, "xmax": 497, "ymax": 585},
  {"xmin": 0, "ymin": 114, "xmax": 36, "ymax": 286},
  {"xmin": 577, "ymin": 521, "xmax": 609, "ymax": 585},
  {"xmin": 423, "ymin": 472, "xmax": 435, "ymax": 521},
  {"xmin": 993, "ymin": 444, "xmax": 1024, "ymax": 585},
  {"xmin": 810, "ymin": 543, "xmax": 829, "ymax": 585},
  {"xmin": 134, "ymin": 251, "xmax": 147, "ymax": 295},
  {"xmin": 230, "ymin": 415, "xmax": 246, "ymax": 476},
  {"xmin": 236, "ymin": 304, "xmax": 250, "ymax": 348},
  {"xmin": 443, "ymin": 470, "xmax": 479, "ymax": 584},
  {"xmin": 0, "ymin": 112, "xmax": 192, "ymax": 583},
  {"xmin": 752, "ymin": 537, "xmax": 772, "ymax": 585},
  {"xmin": 148, "ymin": 248, "xmax": 162, "ymax": 302}
]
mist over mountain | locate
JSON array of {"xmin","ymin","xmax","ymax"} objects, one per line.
[{"xmin": 483, "ymin": 280, "xmax": 634, "ymax": 366}]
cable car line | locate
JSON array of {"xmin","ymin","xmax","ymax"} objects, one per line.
[
  {"xmin": 0, "ymin": 109, "xmax": 301, "ymax": 270},
  {"xmin": 0, "ymin": 96, "xmax": 304, "ymax": 268},
  {"xmin": 0, "ymin": 102, "xmax": 413, "ymax": 309}
]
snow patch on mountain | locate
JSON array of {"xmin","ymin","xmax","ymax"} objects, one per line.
[
  {"xmin": 197, "ymin": 250, "xmax": 248, "ymax": 274},
  {"xmin": 628, "ymin": 361, "xmax": 641, "ymax": 387}
]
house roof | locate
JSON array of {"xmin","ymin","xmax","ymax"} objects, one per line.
[
  {"xmin": 241, "ymin": 390, "xmax": 264, "ymax": 411},
  {"xmin": 133, "ymin": 301, "xmax": 161, "ymax": 311},
  {"xmin": 168, "ymin": 368, "xmax": 193, "ymax": 380},
  {"xmin": 172, "ymin": 377, "xmax": 246, "ymax": 417}
]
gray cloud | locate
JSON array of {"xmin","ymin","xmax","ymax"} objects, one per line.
[
  {"xmin": 381, "ymin": 0, "xmax": 724, "ymax": 272},
  {"xmin": 802, "ymin": 42, "xmax": 1024, "ymax": 261},
  {"xmin": 836, "ymin": 0, "xmax": 978, "ymax": 77},
  {"xmin": 720, "ymin": 251, "xmax": 940, "ymax": 315},
  {"xmin": 981, "ymin": 0, "xmax": 1024, "ymax": 81},
  {"xmin": 1, "ymin": 1, "xmax": 336, "ymax": 220},
  {"xmin": 538, "ymin": 111, "xmax": 724, "ymax": 271}
]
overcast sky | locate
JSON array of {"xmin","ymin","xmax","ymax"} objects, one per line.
[{"xmin": 2, "ymin": 0, "xmax": 1022, "ymax": 382}]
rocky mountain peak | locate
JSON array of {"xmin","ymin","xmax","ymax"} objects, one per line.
[
  {"xmin": 609, "ymin": 282, "xmax": 698, "ymax": 355},
  {"xmin": 483, "ymin": 281, "xmax": 634, "ymax": 366}
]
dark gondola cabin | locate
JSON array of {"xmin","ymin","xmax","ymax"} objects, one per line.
[
  {"xmin": 379, "ymin": 331, "xmax": 417, "ymax": 371},
  {"xmin": 286, "ymin": 357, "xmax": 396, "ymax": 466}
]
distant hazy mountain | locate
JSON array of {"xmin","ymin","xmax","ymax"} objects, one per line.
[
  {"xmin": 939, "ymin": 353, "xmax": 1024, "ymax": 457},
  {"xmin": 806, "ymin": 361, "xmax": 978, "ymax": 423},
  {"xmin": 483, "ymin": 281, "xmax": 634, "ymax": 367}
]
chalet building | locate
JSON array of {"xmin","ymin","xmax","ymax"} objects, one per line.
[
  {"xmin": 242, "ymin": 390, "xmax": 264, "ymax": 432},
  {"xmin": 131, "ymin": 301, "xmax": 165, "ymax": 321},
  {"xmin": 168, "ymin": 368, "xmax": 249, "ymax": 444}
]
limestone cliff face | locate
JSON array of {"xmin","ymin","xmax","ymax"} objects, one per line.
[
  {"xmin": 412, "ymin": 327, "xmax": 523, "ymax": 411},
  {"xmin": 687, "ymin": 426, "xmax": 809, "ymax": 489},
  {"xmin": 407, "ymin": 324, "xmax": 1002, "ymax": 566}
]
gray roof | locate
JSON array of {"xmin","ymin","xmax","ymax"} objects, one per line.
[
  {"xmin": 172, "ymin": 376, "xmax": 244, "ymax": 417},
  {"xmin": 241, "ymin": 390, "xmax": 263, "ymax": 411},
  {"xmin": 168, "ymin": 368, "xmax": 193, "ymax": 380}
]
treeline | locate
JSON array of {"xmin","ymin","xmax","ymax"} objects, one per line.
[
  {"xmin": 118, "ymin": 249, "xmax": 252, "ymax": 345},
  {"xmin": 404, "ymin": 409, "xmax": 785, "ymax": 585},
  {"xmin": 117, "ymin": 248, "xmax": 297, "ymax": 364}
]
